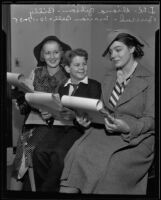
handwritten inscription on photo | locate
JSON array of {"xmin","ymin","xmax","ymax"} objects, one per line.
[{"xmin": 12, "ymin": 5, "xmax": 158, "ymax": 24}]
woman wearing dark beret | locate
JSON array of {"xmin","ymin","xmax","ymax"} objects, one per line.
[
  {"xmin": 10, "ymin": 36, "xmax": 71, "ymax": 190},
  {"xmin": 59, "ymin": 29, "xmax": 155, "ymax": 194}
]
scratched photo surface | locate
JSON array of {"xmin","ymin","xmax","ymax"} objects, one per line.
[{"xmin": 3, "ymin": 3, "xmax": 160, "ymax": 199}]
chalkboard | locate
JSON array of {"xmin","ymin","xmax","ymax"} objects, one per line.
[
  {"xmin": 11, "ymin": 4, "xmax": 159, "ymax": 80},
  {"xmin": 10, "ymin": 3, "xmax": 159, "ymax": 146}
]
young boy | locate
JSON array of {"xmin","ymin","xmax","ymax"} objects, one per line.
[{"xmin": 32, "ymin": 48, "xmax": 101, "ymax": 192}]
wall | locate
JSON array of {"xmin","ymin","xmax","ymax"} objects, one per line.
[
  {"xmin": 10, "ymin": 4, "xmax": 159, "ymax": 146},
  {"xmin": 2, "ymin": 5, "xmax": 12, "ymax": 146}
]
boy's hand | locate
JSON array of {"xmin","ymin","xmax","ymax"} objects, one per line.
[
  {"xmin": 76, "ymin": 113, "xmax": 91, "ymax": 127},
  {"xmin": 59, "ymin": 109, "xmax": 75, "ymax": 121}
]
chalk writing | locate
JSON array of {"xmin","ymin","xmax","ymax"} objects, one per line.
[
  {"xmin": 137, "ymin": 6, "xmax": 156, "ymax": 14},
  {"xmin": 61, "ymin": 6, "xmax": 95, "ymax": 16},
  {"xmin": 97, "ymin": 5, "xmax": 130, "ymax": 14},
  {"xmin": 12, "ymin": 5, "xmax": 158, "ymax": 23},
  {"xmin": 30, "ymin": 7, "xmax": 55, "ymax": 14},
  {"xmin": 119, "ymin": 14, "xmax": 157, "ymax": 23}
]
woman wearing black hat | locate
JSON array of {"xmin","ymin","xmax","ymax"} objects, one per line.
[
  {"xmin": 59, "ymin": 29, "xmax": 155, "ymax": 194},
  {"xmin": 10, "ymin": 36, "xmax": 71, "ymax": 191}
]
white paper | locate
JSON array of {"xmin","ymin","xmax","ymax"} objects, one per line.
[
  {"xmin": 25, "ymin": 93, "xmax": 75, "ymax": 121},
  {"xmin": 7, "ymin": 72, "xmax": 34, "ymax": 93},
  {"xmin": 25, "ymin": 93, "xmax": 113, "ymax": 124},
  {"xmin": 61, "ymin": 95, "xmax": 105, "ymax": 124},
  {"xmin": 61, "ymin": 95, "xmax": 102, "ymax": 111},
  {"xmin": 25, "ymin": 93, "xmax": 62, "ymax": 112}
]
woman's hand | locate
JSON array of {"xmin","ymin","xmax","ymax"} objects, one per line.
[
  {"xmin": 104, "ymin": 117, "xmax": 130, "ymax": 134},
  {"xmin": 15, "ymin": 100, "xmax": 31, "ymax": 115},
  {"xmin": 59, "ymin": 109, "xmax": 76, "ymax": 121},
  {"xmin": 76, "ymin": 113, "xmax": 91, "ymax": 127},
  {"xmin": 39, "ymin": 110, "xmax": 53, "ymax": 120}
]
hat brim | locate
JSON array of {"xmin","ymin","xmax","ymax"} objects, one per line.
[{"xmin": 102, "ymin": 29, "xmax": 145, "ymax": 57}]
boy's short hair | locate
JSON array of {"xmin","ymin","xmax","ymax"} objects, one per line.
[{"xmin": 63, "ymin": 48, "xmax": 88, "ymax": 66}]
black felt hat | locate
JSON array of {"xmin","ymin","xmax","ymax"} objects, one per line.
[{"xmin": 34, "ymin": 35, "xmax": 71, "ymax": 66}]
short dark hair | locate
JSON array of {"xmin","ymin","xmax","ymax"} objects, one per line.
[
  {"xmin": 63, "ymin": 48, "xmax": 88, "ymax": 66},
  {"xmin": 112, "ymin": 33, "xmax": 144, "ymax": 58}
]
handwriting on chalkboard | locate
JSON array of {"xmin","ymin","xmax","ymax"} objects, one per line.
[{"xmin": 12, "ymin": 5, "xmax": 158, "ymax": 23}]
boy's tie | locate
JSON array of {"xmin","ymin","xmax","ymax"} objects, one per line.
[{"xmin": 69, "ymin": 83, "xmax": 79, "ymax": 96}]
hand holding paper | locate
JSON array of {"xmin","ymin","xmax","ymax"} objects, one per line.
[
  {"xmin": 104, "ymin": 117, "xmax": 130, "ymax": 134},
  {"xmin": 7, "ymin": 72, "xmax": 34, "ymax": 93},
  {"xmin": 25, "ymin": 92, "xmax": 75, "ymax": 121},
  {"xmin": 76, "ymin": 113, "xmax": 91, "ymax": 127},
  {"xmin": 40, "ymin": 110, "xmax": 53, "ymax": 120},
  {"xmin": 59, "ymin": 109, "xmax": 76, "ymax": 121},
  {"xmin": 24, "ymin": 93, "xmax": 114, "ymax": 124},
  {"xmin": 61, "ymin": 95, "xmax": 114, "ymax": 124},
  {"xmin": 98, "ymin": 107, "xmax": 115, "ymax": 124}
]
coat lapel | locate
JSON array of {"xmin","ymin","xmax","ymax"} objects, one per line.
[
  {"xmin": 102, "ymin": 63, "xmax": 151, "ymax": 110},
  {"xmin": 117, "ymin": 76, "xmax": 147, "ymax": 107},
  {"xmin": 61, "ymin": 85, "xmax": 70, "ymax": 96},
  {"xmin": 73, "ymin": 82, "xmax": 88, "ymax": 97},
  {"xmin": 117, "ymin": 64, "xmax": 150, "ymax": 107},
  {"xmin": 102, "ymin": 72, "xmax": 117, "ymax": 111}
]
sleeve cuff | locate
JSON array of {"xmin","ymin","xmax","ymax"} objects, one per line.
[{"xmin": 115, "ymin": 114, "xmax": 144, "ymax": 142}]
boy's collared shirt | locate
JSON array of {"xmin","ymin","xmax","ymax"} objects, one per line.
[
  {"xmin": 53, "ymin": 76, "xmax": 89, "ymax": 125},
  {"xmin": 64, "ymin": 76, "xmax": 88, "ymax": 96}
]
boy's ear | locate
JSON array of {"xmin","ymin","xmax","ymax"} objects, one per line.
[{"xmin": 64, "ymin": 65, "xmax": 70, "ymax": 74}]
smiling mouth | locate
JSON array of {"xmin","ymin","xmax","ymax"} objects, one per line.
[
  {"xmin": 49, "ymin": 60, "xmax": 57, "ymax": 64},
  {"xmin": 78, "ymin": 71, "xmax": 85, "ymax": 74}
]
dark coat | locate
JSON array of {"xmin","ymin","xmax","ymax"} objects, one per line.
[
  {"xmin": 60, "ymin": 63, "xmax": 155, "ymax": 194},
  {"xmin": 58, "ymin": 78, "xmax": 101, "ymax": 99}
]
